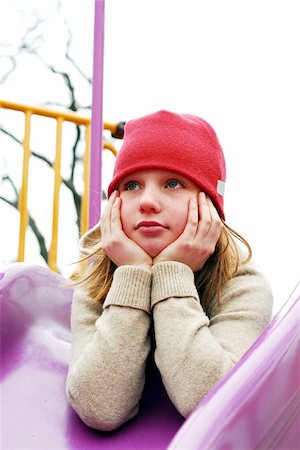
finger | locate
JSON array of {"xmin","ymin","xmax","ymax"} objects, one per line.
[
  {"xmin": 101, "ymin": 190, "xmax": 118, "ymax": 236},
  {"xmin": 196, "ymin": 192, "xmax": 212, "ymax": 238},
  {"xmin": 180, "ymin": 197, "xmax": 199, "ymax": 240},
  {"xmin": 101, "ymin": 190, "xmax": 117, "ymax": 220},
  {"xmin": 196, "ymin": 196, "xmax": 222, "ymax": 252},
  {"xmin": 206, "ymin": 197, "xmax": 223, "ymax": 242},
  {"xmin": 110, "ymin": 195, "xmax": 124, "ymax": 237}
]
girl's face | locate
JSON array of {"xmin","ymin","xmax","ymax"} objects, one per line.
[{"xmin": 119, "ymin": 169, "xmax": 200, "ymax": 257}]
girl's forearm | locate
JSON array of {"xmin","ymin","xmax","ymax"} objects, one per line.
[
  {"xmin": 151, "ymin": 260, "xmax": 272, "ymax": 418},
  {"xmin": 66, "ymin": 265, "xmax": 152, "ymax": 431}
]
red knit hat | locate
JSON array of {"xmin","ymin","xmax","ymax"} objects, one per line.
[{"xmin": 108, "ymin": 110, "xmax": 226, "ymax": 219}]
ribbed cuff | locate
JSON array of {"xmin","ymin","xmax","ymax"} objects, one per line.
[
  {"xmin": 103, "ymin": 265, "xmax": 152, "ymax": 314},
  {"xmin": 151, "ymin": 261, "xmax": 199, "ymax": 309}
]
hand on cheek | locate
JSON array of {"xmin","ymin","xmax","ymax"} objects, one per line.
[
  {"xmin": 101, "ymin": 191, "xmax": 153, "ymax": 269},
  {"xmin": 153, "ymin": 192, "xmax": 223, "ymax": 272}
]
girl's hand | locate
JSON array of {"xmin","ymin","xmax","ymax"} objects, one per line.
[
  {"xmin": 101, "ymin": 191, "xmax": 153, "ymax": 269},
  {"xmin": 153, "ymin": 192, "xmax": 223, "ymax": 272}
]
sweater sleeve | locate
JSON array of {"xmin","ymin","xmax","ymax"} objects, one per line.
[
  {"xmin": 66, "ymin": 265, "xmax": 152, "ymax": 431},
  {"xmin": 151, "ymin": 260, "xmax": 273, "ymax": 418}
]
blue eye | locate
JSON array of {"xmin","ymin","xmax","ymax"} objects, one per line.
[
  {"xmin": 166, "ymin": 179, "xmax": 183, "ymax": 189},
  {"xmin": 125, "ymin": 181, "xmax": 140, "ymax": 191}
]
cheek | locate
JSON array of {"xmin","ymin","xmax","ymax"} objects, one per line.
[
  {"xmin": 171, "ymin": 202, "xmax": 190, "ymax": 236},
  {"xmin": 119, "ymin": 203, "xmax": 127, "ymax": 229},
  {"xmin": 119, "ymin": 195, "xmax": 133, "ymax": 236},
  {"xmin": 171, "ymin": 193, "xmax": 198, "ymax": 235}
]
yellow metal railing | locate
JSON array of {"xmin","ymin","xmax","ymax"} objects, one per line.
[{"xmin": 0, "ymin": 100, "xmax": 119, "ymax": 272}]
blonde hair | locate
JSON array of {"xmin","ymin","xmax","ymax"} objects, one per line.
[{"xmin": 70, "ymin": 221, "xmax": 251, "ymax": 310}]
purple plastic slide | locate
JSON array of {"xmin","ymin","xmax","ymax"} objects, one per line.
[{"xmin": 1, "ymin": 263, "xmax": 299, "ymax": 449}]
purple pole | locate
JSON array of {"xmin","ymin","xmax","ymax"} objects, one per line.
[{"xmin": 89, "ymin": 0, "xmax": 105, "ymax": 228}]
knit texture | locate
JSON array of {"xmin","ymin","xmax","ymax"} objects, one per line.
[
  {"xmin": 66, "ymin": 265, "xmax": 152, "ymax": 431},
  {"xmin": 151, "ymin": 261, "xmax": 199, "ymax": 308},
  {"xmin": 104, "ymin": 265, "xmax": 152, "ymax": 314},
  {"xmin": 108, "ymin": 110, "xmax": 226, "ymax": 219},
  {"xmin": 66, "ymin": 259, "xmax": 273, "ymax": 430}
]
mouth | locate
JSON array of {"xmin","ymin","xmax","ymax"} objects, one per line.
[
  {"xmin": 136, "ymin": 221, "xmax": 167, "ymax": 230},
  {"xmin": 135, "ymin": 221, "xmax": 168, "ymax": 234}
]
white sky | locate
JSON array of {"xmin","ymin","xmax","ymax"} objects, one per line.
[{"xmin": 1, "ymin": 0, "xmax": 300, "ymax": 314}]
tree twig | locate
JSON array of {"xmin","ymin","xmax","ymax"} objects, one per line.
[{"xmin": 0, "ymin": 178, "xmax": 48, "ymax": 263}]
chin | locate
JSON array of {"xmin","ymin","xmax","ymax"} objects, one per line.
[
  {"xmin": 141, "ymin": 242, "xmax": 169, "ymax": 258},
  {"xmin": 147, "ymin": 249, "xmax": 161, "ymax": 258}
]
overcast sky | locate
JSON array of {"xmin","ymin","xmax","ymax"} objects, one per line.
[{"xmin": 1, "ymin": 0, "xmax": 300, "ymax": 313}]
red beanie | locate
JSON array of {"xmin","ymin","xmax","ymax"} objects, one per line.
[{"xmin": 108, "ymin": 110, "xmax": 226, "ymax": 219}]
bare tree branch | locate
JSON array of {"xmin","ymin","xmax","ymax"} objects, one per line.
[
  {"xmin": 28, "ymin": 215, "xmax": 48, "ymax": 263},
  {"xmin": 65, "ymin": 26, "xmax": 92, "ymax": 85},
  {"xmin": 0, "ymin": 55, "xmax": 17, "ymax": 85},
  {"xmin": 1, "ymin": 126, "xmax": 83, "ymax": 186},
  {"xmin": 70, "ymin": 125, "xmax": 81, "ymax": 180},
  {"xmin": 0, "ymin": 127, "xmax": 22, "ymax": 145},
  {"xmin": 1, "ymin": 127, "xmax": 52, "ymax": 168},
  {"xmin": 0, "ymin": 177, "xmax": 48, "ymax": 263},
  {"xmin": 0, "ymin": 15, "xmax": 46, "ymax": 85},
  {"xmin": 44, "ymin": 101, "xmax": 91, "ymax": 111},
  {"xmin": 2, "ymin": 175, "xmax": 18, "ymax": 198},
  {"xmin": 0, "ymin": 1, "xmax": 95, "ymax": 261},
  {"xmin": 0, "ymin": 195, "xmax": 17, "ymax": 209},
  {"xmin": 1, "ymin": 126, "xmax": 83, "ymax": 237}
]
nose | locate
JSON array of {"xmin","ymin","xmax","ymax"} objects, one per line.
[{"xmin": 139, "ymin": 186, "xmax": 162, "ymax": 214}]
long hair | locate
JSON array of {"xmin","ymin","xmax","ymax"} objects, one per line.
[{"xmin": 70, "ymin": 221, "xmax": 251, "ymax": 310}]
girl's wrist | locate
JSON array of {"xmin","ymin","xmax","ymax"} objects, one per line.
[
  {"xmin": 118, "ymin": 261, "xmax": 152, "ymax": 270},
  {"xmin": 135, "ymin": 262, "xmax": 152, "ymax": 271}
]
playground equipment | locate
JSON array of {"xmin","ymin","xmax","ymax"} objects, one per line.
[
  {"xmin": 0, "ymin": 99, "xmax": 120, "ymax": 272},
  {"xmin": 1, "ymin": 263, "xmax": 299, "ymax": 449},
  {"xmin": 1, "ymin": 0, "xmax": 300, "ymax": 448},
  {"xmin": 0, "ymin": 264, "xmax": 183, "ymax": 449}
]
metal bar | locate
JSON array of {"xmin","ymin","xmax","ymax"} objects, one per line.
[
  {"xmin": 17, "ymin": 110, "xmax": 32, "ymax": 261},
  {"xmin": 48, "ymin": 118, "xmax": 63, "ymax": 272},
  {"xmin": 81, "ymin": 123, "xmax": 91, "ymax": 236},
  {"xmin": 89, "ymin": 0, "xmax": 105, "ymax": 228},
  {"xmin": 0, "ymin": 100, "xmax": 119, "ymax": 136},
  {"xmin": 2, "ymin": 99, "xmax": 118, "ymax": 270},
  {"xmin": 0, "ymin": 100, "xmax": 90, "ymax": 125},
  {"xmin": 104, "ymin": 142, "xmax": 117, "ymax": 157}
]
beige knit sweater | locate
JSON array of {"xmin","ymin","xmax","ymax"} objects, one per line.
[{"xmin": 66, "ymin": 260, "xmax": 273, "ymax": 431}]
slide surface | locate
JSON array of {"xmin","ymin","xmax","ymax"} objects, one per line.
[{"xmin": 1, "ymin": 264, "xmax": 299, "ymax": 449}]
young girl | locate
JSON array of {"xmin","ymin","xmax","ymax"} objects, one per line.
[{"xmin": 66, "ymin": 110, "xmax": 273, "ymax": 432}]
